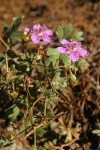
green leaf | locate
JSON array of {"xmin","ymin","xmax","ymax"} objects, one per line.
[
  {"xmin": 38, "ymin": 147, "xmax": 46, "ymax": 150},
  {"xmin": 48, "ymin": 95, "xmax": 58, "ymax": 105},
  {"xmin": 74, "ymin": 60, "xmax": 81, "ymax": 68},
  {"xmin": 4, "ymin": 104, "xmax": 20, "ymax": 122},
  {"xmin": 11, "ymin": 16, "xmax": 24, "ymax": 32},
  {"xmin": 52, "ymin": 72, "xmax": 67, "ymax": 89},
  {"xmin": 46, "ymin": 108, "xmax": 52, "ymax": 118},
  {"xmin": 46, "ymin": 55, "xmax": 59, "ymax": 66},
  {"xmin": 36, "ymin": 127, "xmax": 45, "ymax": 134},
  {"xmin": 36, "ymin": 61, "xmax": 45, "ymax": 73},
  {"xmin": 2, "ymin": 16, "xmax": 24, "ymax": 41},
  {"xmin": 2, "ymin": 24, "xmax": 9, "ymax": 34},
  {"xmin": 47, "ymin": 48, "xmax": 59, "ymax": 56},
  {"xmin": 79, "ymin": 58, "xmax": 90, "ymax": 72},
  {"xmin": 0, "ymin": 138, "xmax": 12, "ymax": 148},
  {"xmin": 60, "ymin": 54, "xmax": 71, "ymax": 66},
  {"xmin": 52, "ymin": 139, "xmax": 57, "ymax": 145},
  {"xmin": 46, "ymin": 48, "xmax": 59, "ymax": 66},
  {"xmin": 56, "ymin": 25, "xmax": 64, "ymax": 40},
  {"xmin": 71, "ymin": 31, "xmax": 84, "ymax": 41},
  {"xmin": 10, "ymin": 31, "xmax": 23, "ymax": 42},
  {"xmin": 63, "ymin": 23, "xmax": 73, "ymax": 38}
]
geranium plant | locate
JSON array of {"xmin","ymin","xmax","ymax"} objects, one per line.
[{"xmin": 0, "ymin": 16, "xmax": 89, "ymax": 149}]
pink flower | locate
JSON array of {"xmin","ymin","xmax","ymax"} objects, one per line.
[
  {"xmin": 24, "ymin": 28, "xmax": 30, "ymax": 35},
  {"xmin": 57, "ymin": 39, "xmax": 89, "ymax": 62},
  {"xmin": 30, "ymin": 24, "xmax": 53, "ymax": 44}
]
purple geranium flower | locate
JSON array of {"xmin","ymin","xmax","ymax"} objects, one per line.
[
  {"xmin": 24, "ymin": 27, "xmax": 30, "ymax": 35},
  {"xmin": 30, "ymin": 24, "xmax": 53, "ymax": 44},
  {"xmin": 57, "ymin": 39, "xmax": 89, "ymax": 62}
]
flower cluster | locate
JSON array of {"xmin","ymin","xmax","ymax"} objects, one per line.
[
  {"xmin": 24, "ymin": 24, "xmax": 53, "ymax": 44},
  {"xmin": 57, "ymin": 39, "xmax": 89, "ymax": 62},
  {"xmin": 24, "ymin": 24, "xmax": 89, "ymax": 62}
]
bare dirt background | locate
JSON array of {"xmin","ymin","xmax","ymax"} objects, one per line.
[
  {"xmin": 0, "ymin": 0, "xmax": 100, "ymax": 150},
  {"xmin": 0, "ymin": 0, "xmax": 100, "ymax": 51},
  {"xmin": 0, "ymin": 0, "xmax": 100, "ymax": 42}
]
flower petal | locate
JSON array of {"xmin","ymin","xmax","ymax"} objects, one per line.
[
  {"xmin": 24, "ymin": 28, "xmax": 30, "ymax": 35},
  {"xmin": 69, "ymin": 51, "xmax": 79, "ymax": 62},
  {"xmin": 43, "ymin": 29, "xmax": 53, "ymax": 36},
  {"xmin": 31, "ymin": 34, "xmax": 40, "ymax": 43},
  {"xmin": 57, "ymin": 47, "xmax": 67, "ymax": 54},
  {"xmin": 61, "ymin": 39, "xmax": 69, "ymax": 46},
  {"xmin": 33, "ymin": 24, "xmax": 41, "ymax": 31},
  {"xmin": 77, "ymin": 49, "xmax": 89, "ymax": 57},
  {"xmin": 42, "ymin": 36, "xmax": 52, "ymax": 43}
]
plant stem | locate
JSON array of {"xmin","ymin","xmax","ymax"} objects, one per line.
[
  {"xmin": 5, "ymin": 52, "xmax": 8, "ymax": 73},
  {"xmin": 0, "ymin": 37, "xmax": 10, "ymax": 50},
  {"xmin": 34, "ymin": 127, "xmax": 37, "ymax": 150},
  {"xmin": 44, "ymin": 98, "xmax": 47, "ymax": 117},
  {"xmin": 0, "ymin": 37, "xmax": 10, "ymax": 82}
]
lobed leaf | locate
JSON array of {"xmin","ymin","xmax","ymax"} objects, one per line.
[
  {"xmin": 56, "ymin": 25, "xmax": 64, "ymax": 40},
  {"xmin": 63, "ymin": 23, "xmax": 73, "ymax": 38},
  {"xmin": 60, "ymin": 54, "xmax": 71, "ymax": 66},
  {"xmin": 46, "ymin": 48, "xmax": 59, "ymax": 66},
  {"xmin": 71, "ymin": 31, "xmax": 84, "ymax": 41},
  {"xmin": 4, "ymin": 104, "xmax": 20, "ymax": 122},
  {"xmin": 2, "ymin": 16, "xmax": 24, "ymax": 42}
]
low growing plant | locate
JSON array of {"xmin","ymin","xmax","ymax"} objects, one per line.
[{"xmin": 0, "ymin": 16, "xmax": 89, "ymax": 149}]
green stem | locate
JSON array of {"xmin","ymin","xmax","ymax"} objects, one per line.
[
  {"xmin": 34, "ymin": 127, "xmax": 37, "ymax": 150},
  {"xmin": 5, "ymin": 52, "xmax": 8, "ymax": 73},
  {"xmin": 0, "ymin": 37, "xmax": 10, "ymax": 77},
  {"xmin": 0, "ymin": 37, "xmax": 10, "ymax": 50}
]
